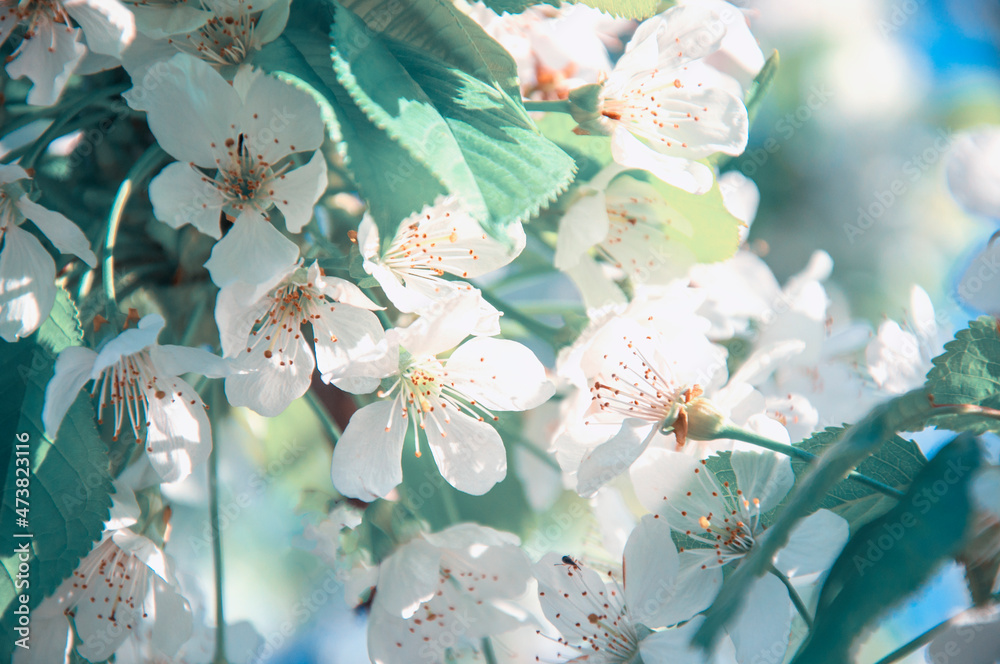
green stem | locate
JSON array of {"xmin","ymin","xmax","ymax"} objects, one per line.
[
  {"xmin": 102, "ymin": 145, "xmax": 169, "ymax": 321},
  {"xmin": 522, "ymin": 99, "xmax": 573, "ymax": 114},
  {"xmin": 714, "ymin": 426, "xmax": 905, "ymax": 500},
  {"xmin": 207, "ymin": 389, "xmax": 229, "ymax": 664},
  {"xmin": 479, "ymin": 288, "xmax": 564, "ymax": 345},
  {"xmin": 767, "ymin": 564, "xmax": 812, "ymax": 629},
  {"xmin": 305, "ymin": 390, "xmax": 342, "ymax": 448},
  {"xmin": 440, "ymin": 485, "xmax": 461, "ymax": 525},
  {"xmin": 481, "ymin": 636, "xmax": 499, "ymax": 664}
]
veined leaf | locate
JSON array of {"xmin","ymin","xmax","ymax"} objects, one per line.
[
  {"xmin": 926, "ymin": 317, "xmax": 1000, "ymax": 434},
  {"xmin": 0, "ymin": 290, "xmax": 113, "ymax": 663},
  {"xmin": 791, "ymin": 435, "xmax": 983, "ymax": 664},
  {"xmin": 576, "ymin": 0, "xmax": 663, "ymax": 20},
  {"xmin": 793, "ymin": 426, "xmax": 927, "ymax": 532}
]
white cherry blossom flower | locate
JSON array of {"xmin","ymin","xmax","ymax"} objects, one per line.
[
  {"xmin": 556, "ymin": 166, "xmax": 707, "ymax": 287},
  {"xmin": 358, "ymin": 196, "xmax": 524, "ymax": 336},
  {"xmin": 43, "ymin": 313, "xmax": 229, "ymax": 482},
  {"xmin": 1, "ymin": 0, "xmax": 135, "ymax": 105},
  {"xmin": 16, "ymin": 482, "xmax": 193, "ymax": 663},
  {"xmin": 590, "ymin": 2, "xmax": 760, "ymax": 193},
  {"xmin": 532, "ymin": 516, "xmax": 717, "ymax": 664},
  {"xmin": 331, "ymin": 293, "xmax": 553, "ymax": 500},
  {"xmin": 632, "ymin": 448, "xmax": 849, "ymax": 664},
  {"xmin": 130, "ymin": 52, "xmax": 326, "ymax": 287},
  {"xmin": 0, "ymin": 163, "xmax": 97, "ymax": 341},
  {"xmin": 866, "ymin": 285, "xmax": 947, "ymax": 395},
  {"xmin": 367, "ymin": 524, "xmax": 531, "ymax": 664},
  {"xmin": 946, "ymin": 126, "xmax": 1000, "ymax": 220},
  {"xmin": 215, "ymin": 260, "xmax": 386, "ymax": 416}
]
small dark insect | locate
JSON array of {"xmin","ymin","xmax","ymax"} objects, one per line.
[{"xmin": 557, "ymin": 555, "xmax": 582, "ymax": 570}]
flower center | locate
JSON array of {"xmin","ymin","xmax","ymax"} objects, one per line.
[
  {"xmin": 600, "ymin": 71, "xmax": 700, "ymax": 150},
  {"xmin": 166, "ymin": 0, "xmax": 262, "ymax": 66},
  {"xmin": 92, "ymin": 349, "xmax": 168, "ymax": 446},
  {"xmin": 587, "ymin": 336, "xmax": 682, "ymax": 425},
  {"xmin": 63, "ymin": 538, "xmax": 151, "ymax": 631},
  {"xmin": 12, "ymin": 0, "xmax": 71, "ymax": 35},
  {"xmin": 246, "ymin": 277, "xmax": 327, "ymax": 362},
  {"xmin": 380, "ymin": 218, "xmax": 479, "ymax": 280},
  {"xmin": 206, "ymin": 132, "xmax": 289, "ymax": 213}
]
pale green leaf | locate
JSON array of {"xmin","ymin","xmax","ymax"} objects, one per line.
[{"xmin": 926, "ymin": 316, "xmax": 1000, "ymax": 434}]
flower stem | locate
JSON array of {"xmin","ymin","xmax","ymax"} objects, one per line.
[
  {"xmin": 102, "ymin": 144, "xmax": 169, "ymax": 322},
  {"xmin": 208, "ymin": 387, "xmax": 229, "ymax": 664},
  {"xmin": 767, "ymin": 564, "xmax": 813, "ymax": 629},
  {"xmin": 305, "ymin": 390, "xmax": 342, "ymax": 448},
  {"xmin": 713, "ymin": 426, "xmax": 905, "ymax": 500},
  {"xmin": 481, "ymin": 636, "xmax": 499, "ymax": 664},
  {"xmin": 522, "ymin": 99, "xmax": 574, "ymax": 114}
]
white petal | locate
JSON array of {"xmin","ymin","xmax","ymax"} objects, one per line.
[
  {"xmin": 0, "ymin": 164, "xmax": 30, "ymax": 185},
  {"xmin": 357, "ymin": 214, "xmax": 380, "ymax": 259},
  {"xmin": 564, "ymin": 254, "xmax": 628, "ymax": 312},
  {"xmin": 238, "ymin": 72, "xmax": 325, "ymax": 165},
  {"xmin": 0, "ymin": 225, "xmax": 57, "ymax": 341},
  {"xmin": 391, "ymin": 290, "xmax": 482, "ymax": 357},
  {"xmin": 129, "ymin": 3, "xmax": 211, "ymax": 39},
  {"xmin": 444, "ymin": 337, "xmax": 553, "ymax": 411},
  {"xmin": 64, "ymin": 0, "xmax": 136, "ymax": 56},
  {"xmin": 624, "ymin": 515, "xmax": 681, "ymax": 628},
  {"xmin": 270, "ymin": 152, "xmax": 328, "ymax": 233},
  {"xmin": 532, "ymin": 553, "xmax": 614, "ymax": 637},
  {"xmin": 638, "ymin": 618, "xmax": 709, "ymax": 664},
  {"xmin": 631, "ymin": 447, "xmax": 724, "ymax": 534},
  {"xmin": 91, "ymin": 313, "xmax": 164, "ymax": 378},
  {"xmin": 215, "ymin": 285, "xmax": 273, "ymax": 358},
  {"xmin": 611, "ymin": 129, "xmax": 716, "ymax": 195},
  {"xmin": 6, "ymin": 23, "xmax": 86, "ymax": 106},
  {"xmin": 313, "ymin": 304, "xmax": 386, "ymax": 385},
  {"xmin": 946, "ymin": 127, "xmax": 1000, "ymax": 219},
  {"xmin": 150, "ymin": 344, "xmax": 231, "ymax": 378},
  {"xmin": 728, "ymin": 574, "xmax": 792, "ymax": 664},
  {"xmin": 43, "ymin": 346, "xmax": 98, "ymax": 437},
  {"xmin": 577, "ymin": 420, "xmax": 655, "ymax": 497},
  {"xmin": 225, "ymin": 334, "xmax": 313, "ymax": 417},
  {"xmin": 320, "ymin": 274, "xmax": 382, "ymax": 310},
  {"xmin": 145, "ymin": 378, "xmax": 212, "ymax": 482},
  {"xmin": 958, "ymin": 238, "xmax": 1000, "ymax": 315},
  {"xmin": 424, "ymin": 409, "xmax": 506, "ymax": 495},
  {"xmin": 374, "ymin": 538, "xmax": 443, "ymax": 618},
  {"xmin": 149, "ymin": 575, "xmax": 194, "ymax": 657},
  {"xmin": 128, "ymin": 53, "xmax": 239, "ymax": 165},
  {"xmin": 204, "ymin": 211, "xmax": 300, "ymax": 287},
  {"xmin": 331, "ymin": 400, "xmax": 406, "ymax": 501},
  {"xmin": 17, "ymin": 197, "xmax": 97, "ymax": 265},
  {"xmin": 775, "ymin": 508, "xmax": 849, "ymax": 578},
  {"xmin": 731, "ymin": 449, "xmax": 794, "ymax": 513},
  {"xmin": 148, "ymin": 161, "xmax": 225, "ymax": 238},
  {"xmin": 366, "ymin": 261, "xmax": 433, "ymax": 313},
  {"xmin": 554, "ymin": 189, "xmax": 609, "ymax": 270},
  {"xmin": 662, "ymin": 551, "xmax": 724, "ymax": 626}
]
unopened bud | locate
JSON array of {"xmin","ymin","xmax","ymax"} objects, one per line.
[{"xmin": 684, "ymin": 397, "xmax": 732, "ymax": 441}]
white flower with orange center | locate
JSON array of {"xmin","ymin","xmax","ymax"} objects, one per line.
[
  {"xmin": 359, "ymin": 196, "xmax": 525, "ymax": 336},
  {"xmin": 0, "ymin": 163, "xmax": 97, "ymax": 341},
  {"xmin": 1, "ymin": 0, "xmax": 134, "ymax": 105},
  {"xmin": 20, "ymin": 482, "xmax": 192, "ymax": 663},
  {"xmin": 131, "ymin": 52, "xmax": 327, "ymax": 287},
  {"xmin": 586, "ymin": 2, "xmax": 759, "ymax": 194},
  {"xmin": 331, "ymin": 293, "xmax": 553, "ymax": 500},
  {"xmin": 215, "ymin": 260, "xmax": 386, "ymax": 416},
  {"xmin": 43, "ymin": 313, "xmax": 229, "ymax": 482},
  {"xmin": 532, "ymin": 517, "xmax": 717, "ymax": 664},
  {"xmin": 632, "ymin": 449, "xmax": 849, "ymax": 664}
]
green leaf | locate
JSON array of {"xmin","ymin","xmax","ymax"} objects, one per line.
[
  {"xmin": 0, "ymin": 290, "xmax": 113, "ymax": 664},
  {"xmin": 576, "ymin": 0, "xmax": 663, "ymax": 19},
  {"xmin": 477, "ymin": 0, "xmax": 561, "ymax": 14},
  {"xmin": 744, "ymin": 50, "xmax": 779, "ymax": 125},
  {"xmin": 791, "ymin": 435, "xmax": 983, "ymax": 664},
  {"xmin": 926, "ymin": 317, "xmax": 1000, "ymax": 434},
  {"xmin": 622, "ymin": 170, "xmax": 742, "ymax": 264},
  {"xmin": 793, "ymin": 426, "xmax": 927, "ymax": 531},
  {"xmin": 536, "ymin": 111, "xmax": 612, "ymax": 183},
  {"xmin": 691, "ymin": 389, "xmax": 938, "ymax": 652}
]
